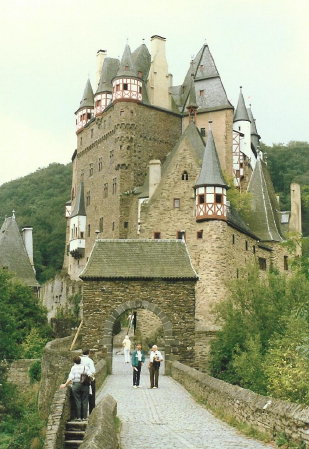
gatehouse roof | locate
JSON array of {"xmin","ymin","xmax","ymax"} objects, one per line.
[{"xmin": 80, "ymin": 239, "xmax": 198, "ymax": 280}]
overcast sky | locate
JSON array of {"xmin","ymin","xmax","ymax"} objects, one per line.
[{"xmin": 0, "ymin": 0, "xmax": 308, "ymax": 186}]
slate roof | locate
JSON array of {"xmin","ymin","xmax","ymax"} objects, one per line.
[
  {"xmin": 116, "ymin": 44, "xmax": 136, "ymax": 77},
  {"xmin": 71, "ymin": 182, "xmax": 86, "ymax": 218},
  {"xmin": 96, "ymin": 58, "xmax": 120, "ymax": 94},
  {"xmin": 234, "ymin": 87, "xmax": 250, "ymax": 122},
  {"xmin": 0, "ymin": 217, "xmax": 39, "ymax": 287},
  {"xmin": 247, "ymin": 159, "xmax": 284, "ymax": 242},
  {"xmin": 132, "ymin": 44, "xmax": 151, "ymax": 81},
  {"xmin": 195, "ymin": 129, "xmax": 227, "ymax": 188},
  {"xmin": 80, "ymin": 239, "xmax": 198, "ymax": 280},
  {"xmin": 247, "ymin": 105, "xmax": 260, "ymax": 151},
  {"xmin": 170, "ymin": 44, "xmax": 232, "ymax": 113},
  {"xmin": 77, "ymin": 79, "xmax": 94, "ymax": 112}
]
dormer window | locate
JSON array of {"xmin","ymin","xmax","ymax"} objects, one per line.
[
  {"xmin": 199, "ymin": 90, "xmax": 205, "ymax": 97},
  {"xmin": 137, "ymin": 71, "xmax": 143, "ymax": 78},
  {"xmin": 124, "ymin": 65, "xmax": 129, "ymax": 71},
  {"xmin": 199, "ymin": 64, "xmax": 204, "ymax": 69}
]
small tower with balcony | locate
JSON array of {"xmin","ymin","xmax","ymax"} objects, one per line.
[
  {"xmin": 195, "ymin": 123, "xmax": 228, "ymax": 221},
  {"xmin": 94, "ymin": 58, "xmax": 120, "ymax": 116},
  {"xmin": 112, "ymin": 44, "xmax": 142, "ymax": 103},
  {"xmin": 75, "ymin": 79, "xmax": 94, "ymax": 133}
]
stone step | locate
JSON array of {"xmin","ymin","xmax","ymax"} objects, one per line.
[
  {"xmin": 65, "ymin": 430, "xmax": 85, "ymax": 440},
  {"xmin": 65, "ymin": 420, "xmax": 88, "ymax": 431},
  {"xmin": 64, "ymin": 440, "xmax": 83, "ymax": 449}
]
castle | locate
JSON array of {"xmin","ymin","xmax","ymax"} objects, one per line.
[{"xmin": 61, "ymin": 35, "xmax": 301, "ymax": 365}]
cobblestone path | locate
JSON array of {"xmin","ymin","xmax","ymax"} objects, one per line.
[{"xmin": 97, "ymin": 352, "xmax": 272, "ymax": 449}]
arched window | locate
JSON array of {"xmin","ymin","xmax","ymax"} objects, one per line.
[{"xmin": 181, "ymin": 171, "xmax": 189, "ymax": 181}]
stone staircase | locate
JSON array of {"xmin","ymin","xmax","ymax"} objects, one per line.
[{"xmin": 64, "ymin": 420, "xmax": 87, "ymax": 448}]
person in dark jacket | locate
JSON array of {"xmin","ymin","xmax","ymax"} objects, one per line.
[{"xmin": 131, "ymin": 343, "xmax": 145, "ymax": 388}]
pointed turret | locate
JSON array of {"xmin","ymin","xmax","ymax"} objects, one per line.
[
  {"xmin": 95, "ymin": 58, "xmax": 120, "ymax": 116},
  {"xmin": 75, "ymin": 79, "xmax": 94, "ymax": 133},
  {"xmin": 186, "ymin": 74, "xmax": 198, "ymax": 121},
  {"xmin": 69, "ymin": 182, "xmax": 86, "ymax": 259},
  {"xmin": 112, "ymin": 44, "xmax": 142, "ymax": 103},
  {"xmin": 247, "ymin": 105, "xmax": 261, "ymax": 153},
  {"xmin": 132, "ymin": 43, "xmax": 151, "ymax": 81},
  {"xmin": 233, "ymin": 87, "xmax": 255, "ymax": 168},
  {"xmin": 195, "ymin": 123, "xmax": 228, "ymax": 221}
]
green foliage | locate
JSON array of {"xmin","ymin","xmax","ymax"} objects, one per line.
[
  {"xmin": 28, "ymin": 360, "xmax": 42, "ymax": 384},
  {"xmin": 21, "ymin": 328, "xmax": 49, "ymax": 359},
  {"xmin": 226, "ymin": 176, "xmax": 253, "ymax": 221},
  {"xmin": 264, "ymin": 317, "xmax": 309, "ymax": 405},
  {"xmin": 264, "ymin": 141, "xmax": 309, "ymax": 236},
  {"xmin": 0, "ymin": 270, "xmax": 52, "ymax": 360},
  {"xmin": 0, "ymin": 163, "xmax": 72, "ymax": 282},
  {"xmin": 210, "ymin": 264, "xmax": 309, "ymax": 403}
]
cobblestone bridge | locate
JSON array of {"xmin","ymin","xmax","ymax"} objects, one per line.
[{"xmin": 97, "ymin": 352, "xmax": 272, "ymax": 449}]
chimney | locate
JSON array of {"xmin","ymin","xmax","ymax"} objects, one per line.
[
  {"xmin": 149, "ymin": 160, "xmax": 161, "ymax": 199},
  {"xmin": 96, "ymin": 49, "xmax": 107, "ymax": 87},
  {"xmin": 147, "ymin": 36, "xmax": 170, "ymax": 109},
  {"xmin": 22, "ymin": 227, "xmax": 35, "ymax": 272},
  {"xmin": 289, "ymin": 183, "xmax": 302, "ymax": 236}
]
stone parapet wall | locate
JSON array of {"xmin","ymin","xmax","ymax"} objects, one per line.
[
  {"xmin": 43, "ymin": 352, "xmax": 108, "ymax": 449},
  {"xmin": 7, "ymin": 358, "xmax": 39, "ymax": 386},
  {"xmin": 79, "ymin": 395, "xmax": 119, "ymax": 449},
  {"xmin": 167, "ymin": 360, "xmax": 309, "ymax": 448}
]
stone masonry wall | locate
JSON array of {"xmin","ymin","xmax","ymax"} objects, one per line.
[
  {"xmin": 81, "ymin": 279, "xmax": 196, "ymax": 366},
  {"xmin": 79, "ymin": 394, "xmax": 119, "ymax": 449},
  {"xmin": 7, "ymin": 359, "xmax": 39, "ymax": 386},
  {"xmin": 167, "ymin": 360, "xmax": 309, "ymax": 448},
  {"xmin": 66, "ymin": 101, "xmax": 182, "ymax": 277}
]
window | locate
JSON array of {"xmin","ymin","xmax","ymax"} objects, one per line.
[
  {"xmin": 200, "ymin": 128, "xmax": 206, "ymax": 137},
  {"xmin": 198, "ymin": 194, "xmax": 205, "ymax": 204},
  {"xmin": 124, "ymin": 65, "xmax": 129, "ymax": 71},
  {"xmin": 199, "ymin": 90, "xmax": 205, "ymax": 96},
  {"xmin": 89, "ymin": 163, "xmax": 93, "ymax": 177},
  {"xmin": 236, "ymin": 268, "xmax": 239, "ymax": 279},
  {"xmin": 112, "ymin": 222, "xmax": 115, "ymax": 231},
  {"xmin": 120, "ymin": 110, "xmax": 124, "ymax": 116},
  {"xmin": 154, "ymin": 232, "xmax": 161, "ymax": 239},
  {"xmin": 284, "ymin": 256, "xmax": 288, "ymax": 270},
  {"xmin": 98, "ymin": 157, "xmax": 102, "ymax": 172},
  {"xmin": 80, "ymin": 137, "xmax": 82, "ymax": 145},
  {"xmin": 181, "ymin": 171, "xmax": 189, "ymax": 181},
  {"xmin": 95, "ymin": 99, "xmax": 101, "ymax": 107},
  {"xmin": 103, "ymin": 183, "xmax": 108, "ymax": 198},
  {"xmin": 91, "ymin": 129, "xmax": 94, "ymax": 138},
  {"xmin": 86, "ymin": 191, "xmax": 91, "ymax": 206},
  {"xmin": 123, "ymin": 83, "xmax": 128, "ymax": 91},
  {"xmin": 177, "ymin": 231, "xmax": 186, "ymax": 240},
  {"xmin": 174, "ymin": 198, "xmax": 180, "ymax": 208},
  {"xmin": 80, "ymin": 232, "xmax": 84, "ymax": 239},
  {"xmin": 139, "ymin": 86, "xmax": 142, "ymax": 94},
  {"xmin": 87, "ymin": 112, "xmax": 91, "ymax": 120},
  {"xmin": 110, "ymin": 149, "xmax": 114, "ymax": 163},
  {"xmin": 232, "ymin": 234, "xmax": 235, "ymax": 244},
  {"xmin": 99, "ymin": 217, "xmax": 103, "ymax": 233},
  {"xmin": 112, "ymin": 178, "xmax": 117, "ymax": 195},
  {"xmin": 258, "ymin": 257, "xmax": 267, "ymax": 271},
  {"xmin": 116, "ymin": 84, "xmax": 120, "ymax": 91},
  {"xmin": 215, "ymin": 193, "xmax": 222, "ymax": 203},
  {"xmin": 137, "ymin": 71, "xmax": 143, "ymax": 78},
  {"xmin": 199, "ymin": 64, "xmax": 204, "ymax": 69},
  {"xmin": 124, "ymin": 221, "xmax": 128, "ymax": 229},
  {"xmin": 245, "ymin": 241, "xmax": 248, "ymax": 251},
  {"xmin": 197, "ymin": 230, "xmax": 203, "ymax": 239},
  {"xmin": 87, "ymin": 224, "xmax": 91, "ymax": 237},
  {"xmin": 253, "ymin": 245, "xmax": 256, "ymax": 254}
]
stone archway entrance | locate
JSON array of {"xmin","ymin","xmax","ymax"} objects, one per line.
[
  {"xmin": 80, "ymin": 239, "xmax": 198, "ymax": 371},
  {"xmin": 103, "ymin": 299, "xmax": 173, "ymax": 370}
]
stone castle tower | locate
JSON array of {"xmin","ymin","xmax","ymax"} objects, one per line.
[{"xmin": 63, "ymin": 36, "xmax": 299, "ymax": 359}]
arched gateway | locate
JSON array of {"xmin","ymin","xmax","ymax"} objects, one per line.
[{"xmin": 80, "ymin": 239, "xmax": 198, "ymax": 371}]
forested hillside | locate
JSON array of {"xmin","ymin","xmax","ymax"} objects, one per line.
[
  {"xmin": 0, "ymin": 163, "xmax": 71, "ymax": 283},
  {"xmin": 264, "ymin": 141, "xmax": 309, "ymax": 236}
]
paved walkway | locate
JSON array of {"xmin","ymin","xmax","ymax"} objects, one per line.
[{"xmin": 97, "ymin": 352, "xmax": 272, "ymax": 449}]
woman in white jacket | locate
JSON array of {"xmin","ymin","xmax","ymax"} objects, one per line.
[{"xmin": 122, "ymin": 335, "xmax": 131, "ymax": 363}]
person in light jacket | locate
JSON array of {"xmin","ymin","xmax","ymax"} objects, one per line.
[
  {"xmin": 149, "ymin": 345, "xmax": 163, "ymax": 389},
  {"xmin": 80, "ymin": 349, "xmax": 96, "ymax": 414},
  {"xmin": 122, "ymin": 335, "xmax": 132, "ymax": 363}
]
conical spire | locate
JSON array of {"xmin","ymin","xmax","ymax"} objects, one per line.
[
  {"xmin": 186, "ymin": 75, "xmax": 198, "ymax": 111},
  {"xmin": 234, "ymin": 87, "xmax": 250, "ymax": 122},
  {"xmin": 116, "ymin": 44, "xmax": 136, "ymax": 77},
  {"xmin": 195, "ymin": 125, "xmax": 227, "ymax": 187},
  {"xmin": 195, "ymin": 44, "xmax": 219, "ymax": 80},
  {"xmin": 96, "ymin": 58, "xmax": 120, "ymax": 94},
  {"xmin": 247, "ymin": 105, "xmax": 261, "ymax": 151},
  {"xmin": 71, "ymin": 182, "xmax": 86, "ymax": 218},
  {"xmin": 78, "ymin": 79, "xmax": 94, "ymax": 109}
]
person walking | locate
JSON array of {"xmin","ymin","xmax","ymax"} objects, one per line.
[
  {"xmin": 149, "ymin": 345, "xmax": 163, "ymax": 389},
  {"xmin": 122, "ymin": 335, "xmax": 131, "ymax": 363},
  {"xmin": 131, "ymin": 343, "xmax": 145, "ymax": 388},
  {"xmin": 60, "ymin": 356, "xmax": 92, "ymax": 420},
  {"xmin": 80, "ymin": 349, "xmax": 96, "ymax": 414}
]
